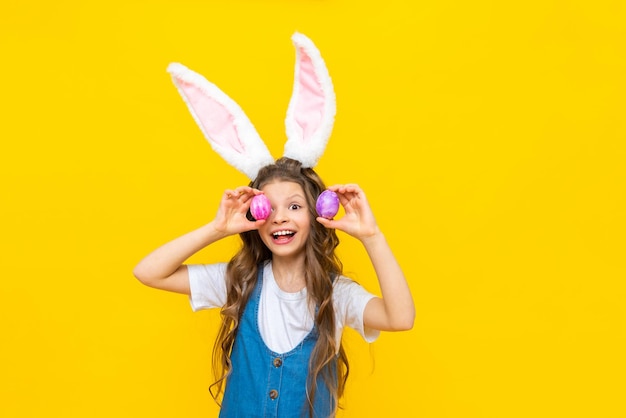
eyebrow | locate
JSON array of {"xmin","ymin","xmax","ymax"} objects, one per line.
[{"xmin": 287, "ymin": 194, "xmax": 306, "ymax": 201}]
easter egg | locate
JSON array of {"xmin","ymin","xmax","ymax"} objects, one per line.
[
  {"xmin": 316, "ymin": 190, "xmax": 340, "ymax": 219},
  {"xmin": 250, "ymin": 194, "xmax": 271, "ymax": 220}
]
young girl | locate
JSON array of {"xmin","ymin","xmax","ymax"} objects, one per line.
[
  {"xmin": 133, "ymin": 157, "xmax": 414, "ymax": 417},
  {"xmin": 134, "ymin": 33, "xmax": 415, "ymax": 417}
]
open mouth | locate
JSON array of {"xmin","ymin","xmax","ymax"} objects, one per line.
[{"xmin": 272, "ymin": 230, "xmax": 296, "ymax": 243}]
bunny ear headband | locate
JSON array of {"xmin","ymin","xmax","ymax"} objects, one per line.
[{"xmin": 167, "ymin": 32, "xmax": 336, "ymax": 180}]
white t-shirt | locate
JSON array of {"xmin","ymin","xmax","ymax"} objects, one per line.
[{"xmin": 188, "ymin": 261, "xmax": 379, "ymax": 354}]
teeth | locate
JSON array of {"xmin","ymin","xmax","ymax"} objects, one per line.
[{"xmin": 273, "ymin": 230, "xmax": 294, "ymax": 237}]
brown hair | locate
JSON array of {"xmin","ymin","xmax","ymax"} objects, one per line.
[{"xmin": 209, "ymin": 157, "xmax": 349, "ymax": 416}]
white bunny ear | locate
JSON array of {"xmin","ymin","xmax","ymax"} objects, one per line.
[
  {"xmin": 167, "ymin": 63, "xmax": 275, "ymax": 180},
  {"xmin": 283, "ymin": 33, "xmax": 336, "ymax": 168}
]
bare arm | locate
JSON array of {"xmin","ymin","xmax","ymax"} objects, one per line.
[
  {"xmin": 133, "ymin": 222, "xmax": 226, "ymax": 294},
  {"xmin": 359, "ymin": 231, "xmax": 415, "ymax": 331},
  {"xmin": 133, "ymin": 186, "xmax": 265, "ymax": 294},
  {"xmin": 317, "ymin": 184, "xmax": 415, "ymax": 331}
]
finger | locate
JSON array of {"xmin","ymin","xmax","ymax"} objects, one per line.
[
  {"xmin": 316, "ymin": 217, "xmax": 337, "ymax": 229},
  {"xmin": 335, "ymin": 188, "xmax": 358, "ymax": 206},
  {"xmin": 224, "ymin": 189, "xmax": 238, "ymax": 200},
  {"xmin": 231, "ymin": 187, "xmax": 247, "ymax": 197},
  {"xmin": 228, "ymin": 187, "xmax": 256, "ymax": 204},
  {"xmin": 247, "ymin": 219, "xmax": 267, "ymax": 230},
  {"xmin": 331, "ymin": 184, "xmax": 360, "ymax": 197},
  {"xmin": 239, "ymin": 185, "xmax": 256, "ymax": 193},
  {"xmin": 342, "ymin": 184, "xmax": 363, "ymax": 196}
]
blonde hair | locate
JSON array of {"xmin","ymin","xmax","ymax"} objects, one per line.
[{"xmin": 209, "ymin": 157, "xmax": 349, "ymax": 416}]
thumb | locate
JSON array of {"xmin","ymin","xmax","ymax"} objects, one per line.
[{"xmin": 316, "ymin": 216, "xmax": 337, "ymax": 229}]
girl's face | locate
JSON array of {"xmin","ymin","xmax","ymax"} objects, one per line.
[{"xmin": 257, "ymin": 180, "xmax": 312, "ymax": 261}]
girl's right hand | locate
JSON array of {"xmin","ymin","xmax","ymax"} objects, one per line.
[{"xmin": 213, "ymin": 186, "xmax": 266, "ymax": 236}]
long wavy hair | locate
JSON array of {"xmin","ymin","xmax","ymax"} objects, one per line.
[{"xmin": 209, "ymin": 157, "xmax": 349, "ymax": 416}]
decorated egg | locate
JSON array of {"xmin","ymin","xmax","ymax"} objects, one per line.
[
  {"xmin": 316, "ymin": 190, "xmax": 340, "ymax": 219},
  {"xmin": 250, "ymin": 194, "xmax": 271, "ymax": 220}
]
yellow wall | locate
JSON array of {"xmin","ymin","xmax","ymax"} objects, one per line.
[{"xmin": 2, "ymin": 1, "xmax": 625, "ymax": 417}]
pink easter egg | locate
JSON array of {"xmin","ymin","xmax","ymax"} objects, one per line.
[{"xmin": 250, "ymin": 194, "xmax": 272, "ymax": 220}]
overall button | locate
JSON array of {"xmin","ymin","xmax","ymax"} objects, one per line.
[
  {"xmin": 269, "ymin": 389, "xmax": 279, "ymax": 400},
  {"xmin": 273, "ymin": 357, "xmax": 283, "ymax": 367}
]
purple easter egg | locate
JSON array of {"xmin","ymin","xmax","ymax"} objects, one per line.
[
  {"xmin": 250, "ymin": 194, "xmax": 272, "ymax": 220},
  {"xmin": 316, "ymin": 190, "xmax": 340, "ymax": 219}
]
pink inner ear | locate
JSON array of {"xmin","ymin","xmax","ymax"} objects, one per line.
[
  {"xmin": 177, "ymin": 79, "xmax": 245, "ymax": 153},
  {"xmin": 295, "ymin": 50, "xmax": 324, "ymax": 141}
]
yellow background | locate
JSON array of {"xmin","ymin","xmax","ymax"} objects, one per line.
[{"xmin": 2, "ymin": 1, "xmax": 625, "ymax": 417}]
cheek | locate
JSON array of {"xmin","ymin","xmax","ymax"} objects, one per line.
[
  {"xmin": 257, "ymin": 223, "xmax": 271, "ymax": 237},
  {"xmin": 300, "ymin": 211, "xmax": 315, "ymax": 227},
  {"xmin": 301, "ymin": 216, "xmax": 314, "ymax": 235},
  {"xmin": 257, "ymin": 232, "xmax": 273, "ymax": 249}
]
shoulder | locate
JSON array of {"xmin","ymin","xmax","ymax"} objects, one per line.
[
  {"xmin": 188, "ymin": 263, "xmax": 229, "ymax": 311},
  {"xmin": 332, "ymin": 275, "xmax": 376, "ymax": 307},
  {"xmin": 331, "ymin": 275, "xmax": 380, "ymax": 341},
  {"xmin": 333, "ymin": 275, "xmax": 366, "ymax": 294}
]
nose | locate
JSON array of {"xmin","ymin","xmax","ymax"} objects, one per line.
[{"xmin": 271, "ymin": 207, "xmax": 289, "ymax": 224}]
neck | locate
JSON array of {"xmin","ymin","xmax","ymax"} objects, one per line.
[{"xmin": 271, "ymin": 257, "xmax": 306, "ymax": 292}]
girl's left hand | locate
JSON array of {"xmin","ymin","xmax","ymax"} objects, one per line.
[{"xmin": 316, "ymin": 184, "xmax": 380, "ymax": 241}]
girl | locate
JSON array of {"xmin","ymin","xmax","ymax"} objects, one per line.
[
  {"xmin": 133, "ymin": 157, "xmax": 414, "ymax": 417},
  {"xmin": 134, "ymin": 33, "xmax": 415, "ymax": 417}
]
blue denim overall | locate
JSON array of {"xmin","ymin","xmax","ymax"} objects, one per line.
[{"xmin": 219, "ymin": 268, "xmax": 335, "ymax": 418}]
